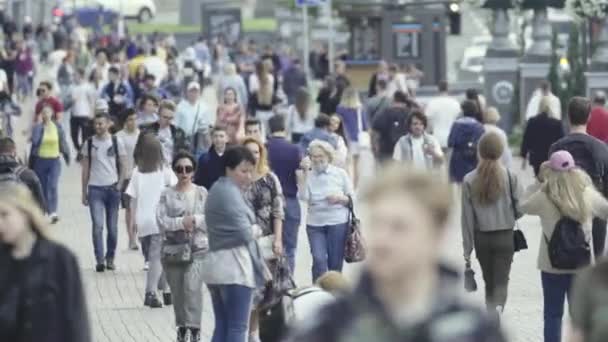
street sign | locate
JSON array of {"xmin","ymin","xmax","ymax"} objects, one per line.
[{"xmin": 296, "ymin": 0, "xmax": 326, "ymax": 6}]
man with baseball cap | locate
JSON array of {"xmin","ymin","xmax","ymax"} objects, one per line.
[{"xmin": 175, "ymin": 81, "xmax": 211, "ymax": 155}]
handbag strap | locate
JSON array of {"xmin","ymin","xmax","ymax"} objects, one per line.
[{"xmin": 506, "ymin": 170, "xmax": 519, "ymax": 226}]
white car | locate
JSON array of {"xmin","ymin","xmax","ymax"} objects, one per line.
[{"xmin": 58, "ymin": 0, "xmax": 156, "ymax": 22}]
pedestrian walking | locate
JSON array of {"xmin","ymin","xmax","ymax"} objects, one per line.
[
  {"xmin": 81, "ymin": 113, "xmax": 127, "ymax": 272},
  {"xmin": 242, "ymin": 137, "xmax": 284, "ymax": 342},
  {"xmin": 116, "ymin": 109, "xmax": 141, "ymax": 249},
  {"xmin": 217, "ymin": 63, "xmax": 248, "ymax": 110},
  {"xmin": 549, "ymin": 97, "xmax": 608, "ymax": 256},
  {"xmin": 286, "ymin": 88, "xmax": 315, "ymax": 144},
  {"xmin": 393, "ymin": 110, "xmax": 443, "ymax": 170},
  {"xmin": 286, "ymin": 166, "xmax": 506, "ymax": 342},
  {"xmin": 462, "ymin": 132, "xmax": 522, "ymax": 314},
  {"xmin": 365, "ymin": 78, "xmax": 391, "ymax": 124},
  {"xmin": 425, "ymin": 80, "xmax": 462, "ymax": 152},
  {"xmin": 282, "ymin": 58, "xmax": 307, "ymax": 105},
  {"xmin": 0, "ymin": 184, "xmax": 91, "ymax": 342},
  {"xmin": 328, "ymin": 114, "xmax": 349, "ymax": 170},
  {"xmin": 216, "ymin": 87, "xmax": 245, "ymax": 144},
  {"xmin": 0, "ymin": 137, "xmax": 46, "ymax": 211},
  {"xmin": 299, "ymin": 113, "xmax": 338, "ymax": 153},
  {"xmin": 100, "ymin": 66, "xmax": 134, "ymax": 130},
  {"xmin": 249, "ymin": 60, "xmax": 275, "ymax": 135},
  {"xmin": 267, "ymin": 115, "xmax": 303, "ymax": 273},
  {"xmin": 136, "ymin": 94, "xmax": 159, "ymax": 127},
  {"xmin": 316, "ymin": 76, "xmax": 342, "ymax": 116},
  {"xmin": 69, "ymin": 68, "xmax": 96, "ymax": 153},
  {"xmin": 586, "ymin": 91, "xmax": 608, "ymax": 143},
  {"xmin": 521, "ymin": 150, "xmax": 608, "ymax": 342},
  {"xmin": 298, "ymin": 140, "xmax": 353, "ymax": 282},
  {"xmin": 30, "ymin": 106, "xmax": 70, "ymax": 223},
  {"xmin": 483, "ymin": 107, "xmax": 512, "ymax": 168},
  {"xmin": 194, "ymin": 125, "xmax": 228, "ymax": 190},
  {"xmin": 127, "ymin": 133, "xmax": 177, "ymax": 307},
  {"xmin": 34, "ymin": 81, "xmax": 63, "ymax": 123},
  {"xmin": 141, "ymin": 100, "xmax": 189, "ymax": 165},
  {"xmin": 204, "ymin": 146, "xmax": 269, "ymax": 342},
  {"xmin": 448, "ymin": 100, "xmax": 485, "ymax": 183},
  {"xmin": 157, "ymin": 151, "xmax": 208, "ymax": 342},
  {"xmin": 520, "ymin": 96, "xmax": 564, "ymax": 177},
  {"xmin": 245, "ymin": 118, "xmax": 265, "ymax": 144}
]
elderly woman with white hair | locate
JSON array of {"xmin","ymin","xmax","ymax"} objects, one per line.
[
  {"xmin": 483, "ymin": 107, "xmax": 512, "ymax": 168},
  {"xmin": 298, "ymin": 139, "xmax": 354, "ymax": 281}
]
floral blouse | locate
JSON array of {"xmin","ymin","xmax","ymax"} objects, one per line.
[{"xmin": 245, "ymin": 172, "xmax": 285, "ymax": 237}]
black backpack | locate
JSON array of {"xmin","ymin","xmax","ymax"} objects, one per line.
[
  {"xmin": 544, "ymin": 214, "xmax": 591, "ymax": 270},
  {"xmin": 562, "ymin": 140, "xmax": 604, "ymax": 193}
]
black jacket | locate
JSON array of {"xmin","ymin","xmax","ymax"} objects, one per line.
[
  {"xmin": 194, "ymin": 146, "xmax": 224, "ymax": 190},
  {"xmin": 0, "ymin": 238, "xmax": 90, "ymax": 342},
  {"xmin": 140, "ymin": 122, "xmax": 189, "ymax": 159},
  {"xmin": 0, "ymin": 155, "xmax": 46, "ymax": 211},
  {"xmin": 520, "ymin": 113, "xmax": 565, "ymax": 176},
  {"xmin": 285, "ymin": 267, "xmax": 505, "ymax": 342}
]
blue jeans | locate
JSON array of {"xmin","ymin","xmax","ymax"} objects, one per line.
[
  {"xmin": 282, "ymin": 197, "xmax": 301, "ymax": 274},
  {"xmin": 541, "ymin": 272, "xmax": 573, "ymax": 342},
  {"xmin": 33, "ymin": 157, "xmax": 61, "ymax": 214},
  {"xmin": 306, "ymin": 223, "xmax": 348, "ymax": 282},
  {"xmin": 208, "ymin": 284, "xmax": 253, "ymax": 342},
  {"xmin": 88, "ymin": 185, "xmax": 121, "ymax": 264}
]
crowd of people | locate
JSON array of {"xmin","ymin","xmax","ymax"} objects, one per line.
[{"xmin": 4, "ymin": 14, "xmax": 608, "ymax": 342}]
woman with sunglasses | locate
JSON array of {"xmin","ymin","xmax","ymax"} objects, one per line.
[{"xmin": 156, "ymin": 151, "xmax": 208, "ymax": 342}]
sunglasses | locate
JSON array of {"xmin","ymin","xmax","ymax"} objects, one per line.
[{"xmin": 174, "ymin": 165, "xmax": 194, "ymax": 174}]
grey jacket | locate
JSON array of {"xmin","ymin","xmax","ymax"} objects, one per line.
[
  {"xmin": 461, "ymin": 168, "xmax": 523, "ymax": 260},
  {"xmin": 394, "ymin": 133, "xmax": 441, "ymax": 169}
]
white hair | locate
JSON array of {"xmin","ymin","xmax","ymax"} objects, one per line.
[{"xmin": 308, "ymin": 140, "xmax": 336, "ymax": 163}]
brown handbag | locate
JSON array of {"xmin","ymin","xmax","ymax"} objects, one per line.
[{"xmin": 344, "ymin": 196, "xmax": 366, "ymax": 263}]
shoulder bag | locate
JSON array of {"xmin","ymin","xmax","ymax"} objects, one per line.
[
  {"xmin": 344, "ymin": 196, "xmax": 366, "ymax": 263},
  {"xmin": 507, "ymin": 171, "xmax": 528, "ymax": 252},
  {"xmin": 161, "ymin": 191, "xmax": 198, "ymax": 265}
]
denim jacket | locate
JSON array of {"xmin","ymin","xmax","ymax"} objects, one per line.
[{"xmin": 30, "ymin": 121, "xmax": 71, "ymax": 163}]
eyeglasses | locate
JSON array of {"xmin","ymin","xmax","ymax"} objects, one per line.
[{"xmin": 174, "ymin": 165, "xmax": 194, "ymax": 174}]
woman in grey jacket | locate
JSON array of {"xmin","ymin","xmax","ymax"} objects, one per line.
[
  {"xmin": 156, "ymin": 151, "xmax": 208, "ymax": 342},
  {"xmin": 203, "ymin": 146, "xmax": 268, "ymax": 342},
  {"xmin": 461, "ymin": 132, "xmax": 522, "ymax": 314}
]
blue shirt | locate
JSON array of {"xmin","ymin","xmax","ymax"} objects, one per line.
[
  {"xmin": 267, "ymin": 136, "xmax": 302, "ymax": 198},
  {"xmin": 298, "ymin": 165, "xmax": 353, "ymax": 226}
]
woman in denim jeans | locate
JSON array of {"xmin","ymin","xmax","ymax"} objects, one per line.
[
  {"xmin": 156, "ymin": 151, "xmax": 208, "ymax": 342},
  {"xmin": 203, "ymin": 146, "xmax": 269, "ymax": 342},
  {"xmin": 30, "ymin": 105, "xmax": 70, "ymax": 223},
  {"xmin": 521, "ymin": 150, "xmax": 608, "ymax": 342},
  {"xmin": 298, "ymin": 139, "xmax": 354, "ymax": 282}
]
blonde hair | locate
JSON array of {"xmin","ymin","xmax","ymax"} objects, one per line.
[
  {"xmin": 361, "ymin": 164, "xmax": 452, "ymax": 228},
  {"xmin": 242, "ymin": 137, "xmax": 270, "ymax": 175},
  {"xmin": 339, "ymin": 87, "xmax": 362, "ymax": 108},
  {"xmin": 471, "ymin": 132, "xmax": 505, "ymax": 205},
  {"xmin": 0, "ymin": 184, "xmax": 49, "ymax": 239},
  {"xmin": 484, "ymin": 107, "xmax": 501, "ymax": 125},
  {"xmin": 543, "ymin": 167, "xmax": 594, "ymax": 223},
  {"xmin": 308, "ymin": 140, "xmax": 335, "ymax": 163},
  {"xmin": 538, "ymin": 96, "xmax": 554, "ymax": 117}
]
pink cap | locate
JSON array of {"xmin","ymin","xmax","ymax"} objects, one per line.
[{"xmin": 549, "ymin": 150, "xmax": 575, "ymax": 172}]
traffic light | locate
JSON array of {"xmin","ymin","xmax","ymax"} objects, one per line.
[{"xmin": 448, "ymin": 2, "xmax": 461, "ymax": 35}]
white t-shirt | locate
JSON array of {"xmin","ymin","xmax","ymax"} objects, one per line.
[
  {"xmin": 83, "ymin": 135, "xmax": 127, "ymax": 186},
  {"xmin": 71, "ymin": 82, "xmax": 97, "ymax": 118},
  {"xmin": 125, "ymin": 167, "xmax": 177, "ymax": 236},
  {"xmin": 116, "ymin": 129, "xmax": 140, "ymax": 178},
  {"xmin": 425, "ymin": 95, "xmax": 461, "ymax": 148},
  {"xmin": 410, "ymin": 135, "xmax": 426, "ymax": 169},
  {"xmin": 287, "ymin": 105, "xmax": 315, "ymax": 136},
  {"xmin": 158, "ymin": 126, "xmax": 174, "ymax": 164}
]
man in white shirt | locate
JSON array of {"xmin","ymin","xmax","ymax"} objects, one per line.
[
  {"xmin": 393, "ymin": 111, "xmax": 443, "ymax": 170},
  {"xmin": 175, "ymin": 81, "xmax": 211, "ymax": 139},
  {"xmin": 425, "ymin": 80, "xmax": 461, "ymax": 151},
  {"xmin": 70, "ymin": 68, "xmax": 97, "ymax": 153},
  {"xmin": 525, "ymin": 80, "xmax": 561, "ymax": 120},
  {"xmin": 81, "ymin": 112, "xmax": 127, "ymax": 272}
]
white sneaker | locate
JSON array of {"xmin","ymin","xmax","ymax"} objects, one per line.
[{"xmin": 143, "ymin": 262, "xmax": 149, "ymax": 271}]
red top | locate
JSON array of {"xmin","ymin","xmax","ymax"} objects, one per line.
[
  {"xmin": 34, "ymin": 97, "xmax": 64, "ymax": 122},
  {"xmin": 587, "ymin": 105, "xmax": 608, "ymax": 143}
]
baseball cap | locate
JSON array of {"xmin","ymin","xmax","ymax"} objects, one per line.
[
  {"xmin": 548, "ymin": 150, "xmax": 575, "ymax": 172},
  {"xmin": 187, "ymin": 81, "xmax": 200, "ymax": 91}
]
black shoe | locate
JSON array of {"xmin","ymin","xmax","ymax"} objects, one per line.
[
  {"xmin": 95, "ymin": 263, "xmax": 105, "ymax": 272},
  {"xmin": 190, "ymin": 328, "xmax": 200, "ymax": 342},
  {"xmin": 176, "ymin": 327, "xmax": 188, "ymax": 342},
  {"xmin": 106, "ymin": 259, "xmax": 115, "ymax": 271},
  {"xmin": 144, "ymin": 292, "xmax": 162, "ymax": 308},
  {"xmin": 163, "ymin": 292, "xmax": 172, "ymax": 306}
]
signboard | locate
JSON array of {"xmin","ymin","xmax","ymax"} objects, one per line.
[
  {"xmin": 202, "ymin": 7, "xmax": 242, "ymax": 46},
  {"xmin": 296, "ymin": 0, "xmax": 327, "ymax": 6},
  {"xmin": 392, "ymin": 23, "xmax": 421, "ymax": 59}
]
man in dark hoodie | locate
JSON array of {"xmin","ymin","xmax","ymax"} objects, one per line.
[
  {"xmin": 0, "ymin": 137, "xmax": 46, "ymax": 211},
  {"xmin": 194, "ymin": 125, "xmax": 228, "ymax": 190}
]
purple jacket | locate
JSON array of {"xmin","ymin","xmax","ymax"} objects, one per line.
[
  {"xmin": 336, "ymin": 105, "xmax": 368, "ymax": 143},
  {"xmin": 15, "ymin": 48, "xmax": 33, "ymax": 75}
]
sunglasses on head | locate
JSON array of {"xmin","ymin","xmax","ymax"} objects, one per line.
[{"xmin": 174, "ymin": 165, "xmax": 194, "ymax": 174}]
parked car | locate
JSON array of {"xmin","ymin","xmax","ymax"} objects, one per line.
[
  {"xmin": 54, "ymin": 0, "xmax": 155, "ymax": 23},
  {"xmin": 53, "ymin": 0, "xmax": 118, "ymax": 28}
]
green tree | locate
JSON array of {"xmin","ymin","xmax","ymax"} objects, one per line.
[
  {"xmin": 564, "ymin": 24, "xmax": 586, "ymax": 99},
  {"xmin": 547, "ymin": 32, "xmax": 563, "ymax": 98}
]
